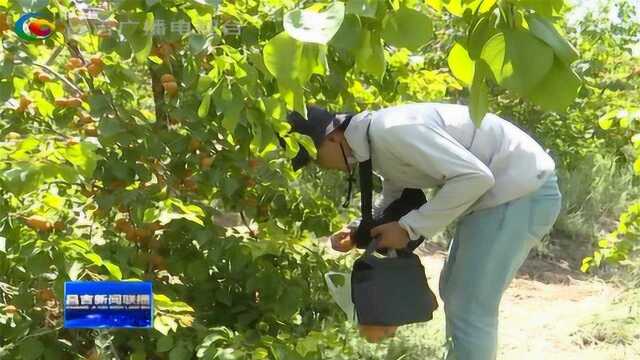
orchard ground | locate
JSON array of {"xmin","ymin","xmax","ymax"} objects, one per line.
[{"xmin": 320, "ymin": 236, "xmax": 640, "ymax": 359}]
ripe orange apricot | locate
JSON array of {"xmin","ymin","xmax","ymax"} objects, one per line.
[
  {"xmin": 200, "ymin": 156, "xmax": 214, "ymax": 170},
  {"xmin": 160, "ymin": 73, "xmax": 175, "ymax": 83},
  {"xmin": 358, "ymin": 325, "xmax": 398, "ymax": 343},
  {"xmin": 23, "ymin": 215, "xmax": 53, "ymax": 232},
  {"xmin": 162, "ymin": 81, "xmax": 178, "ymax": 96},
  {"xmin": 188, "ymin": 138, "xmax": 201, "ymax": 152},
  {"xmin": 87, "ymin": 63, "xmax": 103, "ymax": 76},
  {"xmin": 67, "ymin": 57, "xmax": 84, "ymax": 69}
]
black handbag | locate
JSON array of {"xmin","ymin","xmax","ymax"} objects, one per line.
[{"xmin": 350, "ymin": 119, "xmax": 439, "ymax": 326}]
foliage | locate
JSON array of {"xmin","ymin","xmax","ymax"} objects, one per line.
[{"xmin": 568, "ymin": 0, "xmax": 640, "ymax": 275}]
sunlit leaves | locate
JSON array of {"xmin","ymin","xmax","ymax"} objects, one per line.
[
  {"xmin": 355, "ymin": 29, "xmax": 386, "ymax": 80},
  {"xmin": 382, "ymin": 7, "xmax": 433, "ymax": 51},
  {"xmin": 346, "ymin": 0, "xmax": 378, "ymax": 18},
  {"xmin": 62, "ymin": 142, "xmax": 102, "ymax": 179},
  {"xmin": 329, "ymin": 14, "xmax": 362, "ymax": 49},
  {"xmin": 470, "ymin": 65, "xmax": 489, "ymax": 126},
  {"xmin": 480, "ymin": 33, "xmax": 508, "ymax": 83},
  {"xmin": 501, "ymin": 29, "xmax": 554, "ymax": 95},
  {"xmin": 444, "ymin": 0, "xmax": 497, "ymax": 17},
  {"xmin": 448, "ymin": 43, "xmax": 475, "ymax": 86},
  {"xmin": 527, "ymin": 14, "xmax": 579, "ymax": 66},
  {"xmin": 283, "ymin": 2, "xmax": 345, "ymax": 44},
  {"xmin": 526, "ymin": 58, "xmax": 580, "ymax": 112}
]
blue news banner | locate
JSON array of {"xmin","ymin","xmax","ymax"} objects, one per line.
[{"xmin": 64, "ymin": 281, "xmax": 153, "ymax": 329}]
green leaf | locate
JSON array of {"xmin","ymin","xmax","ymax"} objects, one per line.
[
  {"xmin": 44, "ymin": 192, "xmax": 65, "ymax": 210},
  {"xmin": 346, "ymin": 0, "xmax": 378, "ymax": 18},
  {"xmin": 157, "ymin": 335, "xmax": 175, "ymax": 352},
  {"xmin": 501, "ymin": 29, "xmax": 554, "ymax": 95},
  {"xmin": 526, "ymin": 14, "xmax": 578, "ymax": 66},
  {"xmin": 598, "ymin": 116, "xmax": 614, "ymax": 130},
  {"xmin": 448, "ymin": 43, "xmax": 475, "ymax": 86},
  {"xmin": 103, "ymin": 260, "xmax": 123, "ymax": 280},
  {"xmin": 381, "ymin": 7, "xmax": 433, "ymax": 51},
  {"xmin": 516, "ymin": 0, "xmax": 560, "ymax": 17},
  {"xmin": 469, "ymin": 65, "xmax": 489, "ymax": 126},
  {"xmin": 480, "ymin": 32, "xmax": 508, "ymax": 83},
  {"xmin": 62, "ymin": 142, "xmax": 101, "ymax": 179},
  {"xmin": 329, "ymin": 14, "xmax": 362, "ymax": 50},
  {"xmin": 278, "ymin": 80, "xmax": 306, "ymax": 116},
  {"xmin": 123, "ymin": 13, "xmax": 154, "ymax": 63},
  {"xmin": 468, "ymin": 16, "xmax": 496, "ymax": 59},
  {"xmin": 283, "ymin": 2, "xmax": 345, "ymax": 44},
  {"xmin": 154, "ymin": 316, "xmax": 173, "ymax": 336},
  {"xmin": 355, "ymin": 30, "xmax": 386, "ymax": 80},
  {"xmin": 0, "ymin": 163, "xmax": 43, "ymax": 195},
  {"xmin": 157, "ymin": 198, "xmax": 205, "ymax": 226},
  {"xmin": 526, "ymin": 58, "xmax": 580, "ymax": 112},
  {"xmin": 198, "ymin": 90, "xmax": 212, "ymax": 118},
  {"xmin": 444, "ymin": 0, "xmax": 497, "ymax": 17},
  {"xmin": 298, "ymin": 44, "xmax": 328, "ymax": 83},
  {"xmin": 84, "ymin": 252, "xmax": 103, "ymax": 266},
  {"xmin": 18, "ymin": 338, "xmax": 44, "ymax": 360},
  {"xmin": 263, "ymin": 32, "xmax": 304, "ymax": 81}
]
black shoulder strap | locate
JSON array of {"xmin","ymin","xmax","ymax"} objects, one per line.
[{"xmin": 359, "ymin": 119, "xmax": 374, "ymax": 224}]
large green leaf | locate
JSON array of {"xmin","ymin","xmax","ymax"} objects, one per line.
[
  {"xmin": 526, "ymin": 58, "xmax": 580, "ymax": 112},
  {"xmin": 279, "ymin": 80, "xmax": 306, "ymax": 116},
  {"xmin": 198, "ymin": 90, "xmax": 212, "ymax": 118},
  {"xmin": 468, "ymin": 16, "xmax": 496, "ymax": 59},
  {"xmin": 123, "ymin": 13, "xmax": 154, "ymax": 63},
  {"xmin": 516, "ymin": 0, "xmax": 563, "ymax": 17},
  {"xmin": 346, "ymin": 0, "xmax": 378, "ymax": 18},
  {"xmin": 329, "ymin": 14, "xmax": 362, "ymax": 50},
  {"xmin": 502, "ymin": 29, "xmax": 554, "ymax": 94},
  {"xmin": 448, "ymin": 43, "xmax": 475, "ymax": 86},
  {"xmin": 469, "ymin": 65, "xmax": 489, "ymax": 126},
  {"xmin": 381, "ymin": 7, "xmax": 433, "ymax": 51},
  {"xmin": 482, "ymin": 30, "xmax": 554, "ymax": 95},
  {"xmin": 298, "ymin": 44, "xmax": 329, "ymax": 83},
  {"xmin": 480, "ymin": 32, "xmax": 508, "ymax": 83},
  {"xmin": 263, "ymin": 32, "xmax": 304, "ymax": 81},
  {"xmin": 526, "ymin": 14, "xmax": 579, "ymax": 66},
  {"xmin": 355, "ymin": 30, "xmax": 386, "ymax": 80},
  {"xmin": 444, "ymin": 0, "xmax": 497, "ymax": 17},
  {"xmin": 283, "ymin": 2, "xmax": 345, "ymax": 44},
  {"xmin": 62, "ymin": 142, "xmax": 101, "ymax": 179}
]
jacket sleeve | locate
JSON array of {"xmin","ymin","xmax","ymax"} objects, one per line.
[{"xmin": 384, "ymin": 123, "xmax": 495, "ymax": 240}]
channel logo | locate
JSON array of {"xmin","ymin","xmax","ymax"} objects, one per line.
[{"xmin": 14, "ymin": 12, "xmax": 55, "ymax": 41}]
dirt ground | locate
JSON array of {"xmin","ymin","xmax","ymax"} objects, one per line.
[{"xmin": 412, "ymin": 242, "xmax": 631, "ymax": 360}]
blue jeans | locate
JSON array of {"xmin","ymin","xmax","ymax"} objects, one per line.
[{"xmin": 440, "ymin": 173, "xmax": 562, "ymax": 360}]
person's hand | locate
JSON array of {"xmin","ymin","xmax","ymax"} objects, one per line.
[
  {"xmin": 370, "ymin": 221, "xmax": 410, "ymax": 250},
  {"xmin": 330, "ymin": 227, "xmax": 355, "ymax": 252}
]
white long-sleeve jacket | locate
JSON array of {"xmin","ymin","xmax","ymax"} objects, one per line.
[{"xmin": 344, "ymin": 102, "xmax": 556, "ymax": 241}]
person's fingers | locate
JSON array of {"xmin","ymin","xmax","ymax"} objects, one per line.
[
  {"xmin": 330, "ymin": 230, "xmax": 349, "ymax": 243},
  {"xmin": 331, "ymin": 231, "xmax": 353, "ymax": 252},
  {"xmin": 338, "ymin": 238, "xmax": 353, "ymax": 251}
]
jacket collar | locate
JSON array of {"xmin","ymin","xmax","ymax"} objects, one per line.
[{"xmin": 344, "ymin": 110, "xmax": 374, "ymax": 162}]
